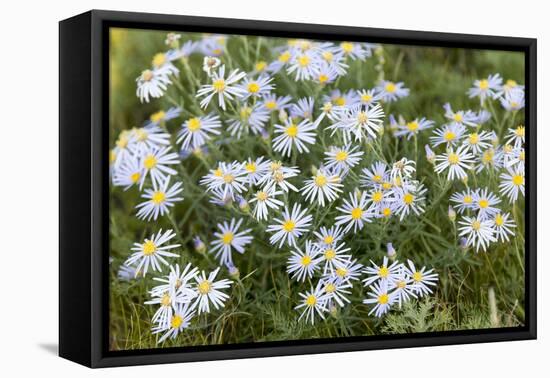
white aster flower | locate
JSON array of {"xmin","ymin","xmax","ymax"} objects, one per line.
[
  {"xmin": 228, "ymin": 103, "xmax": 270, "ymax": 138},
  {"xmin": 335, "ymin": 191, "xmax": 373, "ymax": 233},
  {"xmin": 450, "ymin": 189, "xmax": 476, "ymax": 214},
  {"xmin": 287, "ymin": 240, "xmax": 322, "ymax": 282},
  {"xmin": 243, "ymin": 156, "xmax": 271, "ymax": 186},
  {"xmin": 363, "ymin": 256, "xmax": 401, "ymax": 286},
  {"xmin": 360, "ymin": 161, "xmax": 390, "ymax": 188},
  {"xmin": 430, "ymin": 123, "xmax": 466, "ymax": 147},
  {"xmin": 136, "ymin": 177, "xmax": 184, "ymax": 221},
  {"xmin": 458, "ymin": 216, "xmax": 496, "ymax": 252},
  {"xmin": 492, "ymin": 212, "xmax": 516, "ymax": 242},
  {"xmin": 112, "ymin": 153, "xmax": 143, "ymax": 190},
  {"xmin": 267, "ymin": 203, "xmax": 313, "ymax": 248},
  {"xmin": 140, "ymin": 146, "xmax": 180, "ymax": 189},
  {"xmin": 261, "ymin": 94, "xmax": 292, "ymax": 112},
  {"xmin": 249, "ymin": 185, "xmax": 284, "ymax": 221},
  {"xmin": 177, "ymin": 113, "xmax": 221, "ymax": 151},
  {"xmin": 393, "ymin": 184, "xmax": 427, "ymax": 220},
  {"xmin": 321, "ymin": 275, "xmax": 352, "ymax": 308},
  {"xmin": 130, "ymin": 126, "xmax": 171, "ymax": 155},
  {"xmin": 324, "ymin": 144, "xmax": 364, "ymax": 173},
  {"xmin": 196, "ymin": 65, "xmax": 247, "ymax": 110},
  {"xmin": 499, "ymin": 166, "xmax": 525, "ymax": 202},
  {"xmin": 434, "ymin": 145, "xmax": 474, "ymax": 181},
  {"xmin": 286, "ymin": 50, "xmax": 318, "ymax": 81},
  {"xmin": 395, "ymin": 117, "xmax": 434, "ymax": 140},
  {"xmin": 462, "ymin": 130, "xmax": 493, "ymax": 154},
  {"xmin": 194, "ymin": 267, "xmax": 233, "ymax": 314},
  {"xmin": 473, "ymin": 188, "xmax": 502, "ymax": 219},
  {"xmin": 295, "ymin": 283, "xmax": 328, "ymax": 324},
  {"xmin": 290, "ymin": 97, "xmax": 316, "ymax": 120},
  {"xmin": 467, "ymin": 73, "xmax": 503, "ymax": 102},
  {"xmin": 403, "ymin": 260, "xmax": 439, "ymax": 296},
  {"xmin": 301, "ymin": 168, "xmax": 343, "ymax": 206},
  {"xmin": 210, "ymin": 218, "xmax": 253, "ymax": 266},
  {"xmin": 332, "ymin": 258, "xmax": 364, "ymax": 282},
  {"xmin": 125, "ymin": 229, "xmax": 180, "ymax": 276},
  {"xmin": 200, "ymin": 161, "xmax": 247, "ymax": 200},
  {"xmin": 338, "ymin": 103, "xmax": 385, "ymax": 143},
  {"xmin": 257, "ymin": 161, "xmax": 300, "ymax": 192},
  {"xmin": 319, "ymin": 241, "xmax": 351, "ymax": 273},
  {"xmin": 506, "ymin": 125, "xmax": 526, "ymax": 149},
  {"xmin": 152, "ymin": 303, "xmax": 195, "ymax": 343},
  {"xmin": 443, "ymin": 103, "xmax": 479, "ymax": 128},
  {"xmin": 136, "ymin": 68, "xmax": 172, "ymax": 103},
  {"xmin": 313, "ymin": 225, "xmax": 344, "ymax": 249},
  {"xmin": 273, "ymin": 118, "xmax": 317, "ymax": 157},
  {"xmin": 375, "ymin": 80, "xmax": 409, "ymax": 102},
  {"xmin": 239, "ymin": 74, "xmax": 275, "ymax": 99},
  {"xmin": 500, "ymin": 88, "xmax": 525, "ymax": 111},
  {"xmin": 363, "ymin": 280, "xmax": 395, "ymax": 317},
  {"xmin": 475, "ymin": 147, "xmax": 504, "ymax": 173}
]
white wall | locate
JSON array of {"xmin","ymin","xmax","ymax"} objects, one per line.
[{"xmin": 0, "ymin": 0, "xmax": 546, "ymax": 375}]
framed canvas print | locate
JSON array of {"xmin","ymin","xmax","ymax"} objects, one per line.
[{"xmin": 59, "ymin": 10, "xmax": 537, "ymax": 368}]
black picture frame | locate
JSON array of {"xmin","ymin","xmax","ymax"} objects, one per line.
[{"xmin": 59, "ymin": 9, "xmax": 537, "ymax": 368}]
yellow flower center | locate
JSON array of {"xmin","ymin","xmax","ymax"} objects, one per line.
[
  {"xmin": 306, "ymin": 294, "xmax": 317, "ymax": 307},
  {"xmin": 301, "ymin": 255, "xmax": 312, "ymax": 266},
  {"xmin": 520, "ymin": 150, "xmax": 525, "ymax": 161},
  {"xmin": 322, "ymin": 51, "xmax": 333, "ymax": 62},
  {"xmin": 223, "ymin": 174, "xmax": 234, "ymax": 183},
  {"xmin": 478, "ymin": 79, "xmax": 489, "ymax": 90},
  {"xmin": 150, "ymin": 110, "xmax": 166, "ymax": 123},
  {"xmin": 318, "ymin": 74, "xmax": 329, "ymax": 83},
  {"xmin": 116, "ymin": 136, "xmax": 129, "ymax": 149},
  {"xmin": 141, "ymin": 70, "xmax": 154, "ymax": 82},
  {"xmin": 361, "ymin": 94, "xmax": 373, "ymax": 103},
  {"xmin": 151, "ymin": 191, "xmax": 166, "ymax": 204},
  {"xmin": 512, "ymin": 174, "xmax": 524, "ymax": 186},
  {"xmin": 335, "ymin": 150, "xmax": 348, "ymax": 162},
  {"xmin": 283, "ymin": 220, "xmax": 296, "ymax": 232},
  {"xmin": 351, "ymin": 207, "xmax": 363, "ymax": 220},
  {"xmin": 324, "ymin": 249, "xmax": 336, "ymax": 260},
  {"xmin": 130, "ymin": 172, "xmax": 141, "ymax": 183},
  {"xmin": 255, "ymin": 61, "xmax": 267, "ymax": 71},
  {"xmin": 448, "ymin": 152, "xmax": 460, "ymax": 165},
  {"xmin": 464, "ymin": 195, "xmax": 473, "ymax": 204},
  {"xmin": 247, "ymin": 82, "xmax": 260, "ymax": 93},
  {"xmin": 213, "ymin": 167, "xmax": 223, "ymax": 177},
  {"xmin": 453, "ymin": 113, "xmax": 463, "ymax": 122},
  {"xmin": 325, "ymin": 283, "xmax": 336, "ymax": 293},
  {"xmin": 385, "ymin": 82, "xmax": 396, "ymax": 93},
  {"xmin": 274, "ymin": 171, "xmax": 284, "ymax": 183},
  {"xmin": 278, "ymin": 51, "xmax": 291, "ymax": 63},
  {"xmin": 403, "ymin": 193, "xmax": 414, "ymax": 205},
  {"xmin": 506, "ymin": 79, "xmax": 517, "ymax": 88},
  {"xmin": 412, "ymin": 271, "xmax": 423, "ymax": 282},
  {"xmin": 371, "ymin": 191, "xmax": 383, "ymax": 203},
  {"xmin": 472, "ymin": 220, "xmax": 481, "ymax": 231},
  {"xmin": 245, "ymin": 162, "xmax": 256, "ymax": 173},
  {"xmin": 110, "ymin": 150, "xmax": 117, "ymax": 164},
  {"xmin": 285, "ymin": 123, "xmax": 298, "ymax": 137},
  {"xmin": 378, "ymin": 266, "xmax": 389, "ymax": 278},
  {"xmin": 314, "ymin": 174, "xmax": 328, "ymax": 187},
  {"xmin": 324, "ymin": 235, "xmax": 334, "ymax": 244},
  {"xmin": 382, "ymin": 207, "xmax": 392, "ymax": 217},
  {"xmin": 469, "ymin": 133, "xmax": 479, "ymax": 144},
  {"xmin": 222, "ymin": 232, "xmax": 234, "ymax": 245},
  {"xmin": 142, "ymin": 240, "xmax": 157, "ymax": 256},
  {"xmin": 265, "ymin": 100, "xmax": 277, "ymax": 110},
  {"xmin": 170, "ymin": 315, "xmax": 183, "ymax": 329},
  {"xmin": 334, "ymin": 97, "xmax": 346, "ymax": 106},
  {"xmin": 256, "ymin": 191, "xmax": 268, "ymax": 201},
  {"xmin": 198, "ymin": 280, "xmax": 212, "ymax": 295},
  {"xmin": 135, "ymin": 128, "xmax": 148, "ymax": 142},
  {"xmin": 478, "ymin": 199, "xmax": 489, "ymax": 208},
  {"xmin": 515, "ymin": 126, "xmax": 525, "ymax": 137},
  {"xmin": 240, "ymin": 106, "xmax": 252, "ymax": 120},
  {"xmin": 482, "ymin": 149, "xmax": 495, "ymax": 164},
  {"xmin": 187, "ymin": 117, "xmax": 202, "ymax": 132},
  {"xmin": 298, "ymin": 55, "xmax": 310, "ymax": 67},
  {"xmin": 378, "ymin": 293, "xmax": 389, "ymax": 304},
  {"xmin": 341, "ymin": 42, "xmax": 354, "ymax": 53},
  {"xmin": 397, "ymin": 280, "xmax": 406, "ymax": 289},
  {"xmin": 407, "ymin": 121, "xmax": 419, "ymax": 132},
  {"xmin": 336, "ymin": 267, "xmax": 347, "ymax": 277},
  {"xmin": 143, "ymin": 154, "xmax": 157, "ymax": 170},
  {"xmin": 212, "ymin": 79, "xmax": 226, "ymax": 93},
  {"xmin": 444, "ymin": 131, "xmax": 456, "ymax": 142},
  {"xmin": 152, "ymin": 53, "xmax": 167, "ymax": 67},
  {"xmin": 357, "ymin": 111, "xmax": 369, "ymax": 124},
  {"xmin": 373, "ymin": 174, "xmax": 382, "ymax": 183},
  {"xmin": 161, "ymin": 293, "xmax": 171, "ymax": 307},
  {"xmin": 495, "ymin": 214, "xmax": 504, "ymax": 226}
]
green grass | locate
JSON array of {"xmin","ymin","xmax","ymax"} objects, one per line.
[{"xmin": 108, "ymin": 28, "xmax": 525, "ymax": 350}]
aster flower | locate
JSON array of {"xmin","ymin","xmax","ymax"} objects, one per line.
[
  {"xmin": 287, "ymin": 50, "xmax": 318, "ymax": 81},
  {"xmin": 363, "ymin": 256, "xmax": 401, "ymax": 286},
  {"xmin": 450, "ymin": 189, "xmax": 476, "ymax": 214},
  {"xmin": 430, "ymin": 123, "xmax": 466, "ymax": 147},
  {"xmin": 112, "ymin": 153, "xmax": 143, "ymax": 190},
  {"xmin": 499, "ymin": 166, "xmax": 525, "ymax": 202},
  {"xmin": 287, "ymin": 241, "xmax": 322, "ymax": 282},
  {"xmin": 363, "ymin": 280, "xmax": 395, "ymax": 317},
  {"xmin": 467, "ymin": 73, "xmax": 503, "ymax": 102},
  {"xmin": 261, "ymin": 94, "xmax": 292, "ymax": 112},
  {"xmin": 434, "ymin": 145, "xmax": 475, "ymax": 181},
  {"xmin": 492, "ymin": 212, "xmax": 516, "ymax": 242},
  {"xmin": 152, "ymin": 303, "xmax": 195, "ymax": 343},
  {"xmin": 403, "ymin": 260, "xmax": 439, "ymax": 296},
  {"xmin": 200, "ymin": 161, "xmax": 248, "ymax": 200},
  {"xmin": 136, "ymin": 177, "xmax": 184, "ymax": 221},
  {"xmin": 360, "ymin": 161, "xmax": 389, "ymax": 188},
  {"xmin": 295, "ymin": 283, "xmax": 328, "ymax": 325},
  {"xmin": 473, "ymin": 188, "xmax": 501, "ymax": 219},
  {"xmin": 458, "ymin": 216, "xmax": 496, "ymax": 252},
  {"xmin": 140, "ymin": 146, "xmax": 180, "ymax": 189},
  {"xmin": 145, "ymin": 106, "xmax": 181, "ymax": 128},
  {"xmin": 506, "ymin": 125, "xmax": 526, "ymax": 148},
  {"xmin": 331, "ymin": 258, "xmax": 364, "ymax": 282},
  {"xmin": 324, "ymin": 144, "xmax": 364, "ymax": 173},
  {"xmin": 475, "ymin": 147, "xmax": 504, "ymax": 173},
  {"xmin": 392, "ymin": 184, "xmax": 427, "ymax": 221},
  {"xmin": 136, "ymin": 68, "xmax": 172, "ymax": 103},
  {"xmin": 337, "ymin": 41, "xmax": 370, "ymax": 60},
  {"xmin": 319, "ymin": 241, "xmax": 352, "ymax": 273},
  {"xmin": 125, "ymin": 229, "xmax": 180, "ymax": 276},
  {"xmin": 337, "ymin": 103, "xmax": 385, "ymax": 143},
  {"xmin": 267, "ymin": 203, "xmax": 313, "ymax": 248},
  {"xmin": 357, "ymin": 88, "xmax": 381, "ymax": 106},
  {"xmin": 249, "ymin": 185, "xmax": 284, "ymax": 221},
  {"xmin": 272, "ymin": 118, "xmax": 317, "ymax": 157},
  {"xmin": 375, "ymin": 80, "xmax": 409, "ymax": 102},
  {"xmin": 335, "ymin": 190, "xmax": 373, "ymax": 233},
  {"xmin": 210, "ymin": 218, "xmax": 253, "ymax": 266},
  {"xmin": 239, "ymin": 74, "xmax": 275, "ymax": 99},
  {"xmin": 228, "ymin": 103, "xmax": 270, "ymax": 138},
  {"xmin": 462, "ymin": 130, "xmax": 494, "ymax": 154},
  {"xmin": 300, "ymin": 168, "xmax": 343, "ymax": 206},
  {"xmin": 443, "ymin": 103, "xmax": 479, "ymax": 127},
  {"xmin": 177, "ymin": 113, "xmax": 221, "ymax": 151},
  {"xmin": 257, "ymin": 161, "xmax": 300, "ymax": 192},
  {"xmin": 395, "ymin": 117, "xmax": 434, "ymax": 140},
  {"xmin": 196, "ymin": 65, "xmax": 247, "ymax": 110},
  {"xmin": 194, "ymin": 268, "xmax": 233, "ymax": 314},
  {"xmin": 500, "ymin": 88, "xmax": 525, "ymax": 111},
  {"xmin": 290, "ymin": 97, "xmax": 316, "ymax": 120},
  {"xmin": 313, "ymin": 225, "xmax": 344, "ymax": 249},
  {"xmin": 243, "ymin": 156, "xmax": 271, "ymax": 186}
]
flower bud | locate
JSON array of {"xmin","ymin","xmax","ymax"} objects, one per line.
[
  {"xmin": 448, "ymin": 205, "xmax": 456, "ymax": 222},
  {"xmin": 386, "ymin": 242, "xmax": 397, "ymax": 260},
  {"xmin": 227, "ymin": 264, "xmax": 240, "ymax": 279},
  {"xmin": 425, "ymin": 144, "xmax": 435, "ymax": 164},
  {"xmin": 193, "ymin": 236, "xmax": 206, "ymax": 254}
]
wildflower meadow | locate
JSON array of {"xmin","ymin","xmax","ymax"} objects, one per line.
[{"xmin": 108, "ymin": 28, "xmax": 526, "ymax": 350}]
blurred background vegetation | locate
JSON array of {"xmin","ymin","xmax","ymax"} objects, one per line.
[{"xmin": 109, "ymin": 27, "xmax": 525, "ymax": 351}]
